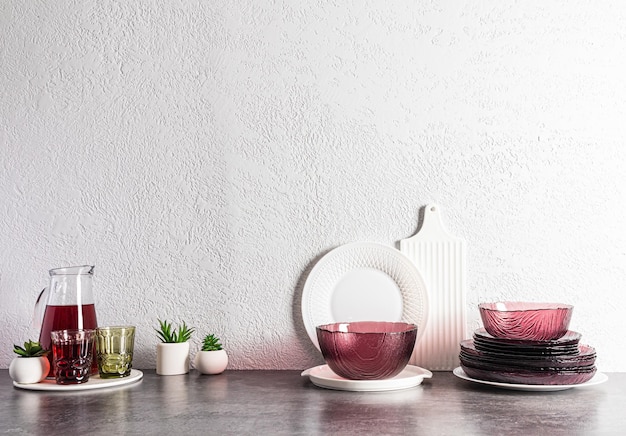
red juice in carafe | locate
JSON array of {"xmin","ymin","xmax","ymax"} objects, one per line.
[{"xmin": 39, "ymin": 304, "xmax": 98, "ymax": 377}]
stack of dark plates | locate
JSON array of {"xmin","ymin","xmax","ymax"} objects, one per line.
[{"xmin": 459, "ymin": 328, "xmax": 597, "ymax": 385}]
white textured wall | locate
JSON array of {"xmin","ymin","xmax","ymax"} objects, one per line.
[{"xmin": 1, "ymin": 1, "xmax": 626, "ymax": 371}]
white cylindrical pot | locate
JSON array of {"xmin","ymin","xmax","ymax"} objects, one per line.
[
  {"xmin": 156, "ymin": 342, "xmax": 190, "ymax": 375},
  {"xmin": 194, "ymin": 350, "xmax": 228, "ymax": 375},
  {"xmin": 9, "ymin": 357, "xmax": 50, "ymax": 384}
]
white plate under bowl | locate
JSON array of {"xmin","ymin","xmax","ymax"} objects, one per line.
[
  {"xmin": 13, "ymin": 369, "xmax": 144, "ymax": 391},
  {"xmin": 452, "ymin": 367, "xmax": 608, "ymax": 392},
  {"xmin": 301, "ymin": 242, "xmax": 429, "ymax": 350},
  {"xmin": 302, "ymin": 365, "xmax": 432, "ymax": 392}
]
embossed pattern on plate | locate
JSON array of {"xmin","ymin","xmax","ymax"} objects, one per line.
[{"xmin": 301, "ymin": 242, "xmax": 429, "ymax": 350}]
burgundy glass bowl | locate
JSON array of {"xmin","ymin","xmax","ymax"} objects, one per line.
[
  {"xmin": 479, "ymin": 302, "xmax": 573, "ymax": 341},
  {"xmin": 316, "ymin": 321, "xmax": 417, "ymax": 380}
]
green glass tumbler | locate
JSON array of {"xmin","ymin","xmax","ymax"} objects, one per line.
[{"xmin": 95, "ymin": 326, "xmax": 135, "ymax": 378}]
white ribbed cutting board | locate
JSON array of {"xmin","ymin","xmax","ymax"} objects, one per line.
[{"xmin": 400, "ymin": 204, "xmax": 467, "ymax": 371}]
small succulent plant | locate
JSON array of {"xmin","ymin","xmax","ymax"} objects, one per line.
[
  {"xmin": 201, "ymin": 334, "xmax": 223, "ymax": 351},
  {"xmin": 13, "ymin": 340, "xmax": 49, "ymax": 357},
  {"xmin": 156, "ymin": 319, "xmax": 195, "ymax": 343}
]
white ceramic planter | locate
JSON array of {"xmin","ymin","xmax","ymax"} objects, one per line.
[
  {"xmin": 194, "ymin": 349, "xmax": 228, "ymax": 375},
  {"xmin": 9, "ymin": 357, "xmax": 50, "ymax": 384},
  {"xmin": 156, "ymin": 342, "xmax": 190, "ymax": 375}
]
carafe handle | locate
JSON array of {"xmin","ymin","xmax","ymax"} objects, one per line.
[{"xmin": 33, "ymin": 287, "xmax": 49, "ymax": 331}]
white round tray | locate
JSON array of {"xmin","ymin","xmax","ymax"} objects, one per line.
[{"xmin": 13, "ymin": 369, "xmax": 143, "ymax": 391}]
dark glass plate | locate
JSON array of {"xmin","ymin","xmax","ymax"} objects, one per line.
[
  {"xmin": 474, "ymin": 328, "xmax": 581, "ymax": 346},
  {"xmin": 460, "ymin": 340, "xmax": 596, "ymax": 369},
  {"xmin": 473, "ymin": 339, "xmax": 580, "ymax": 357},
  {"xmin": 460, "ymin": 362, "xmax": 597, "ymax": 385},
  {"xmin": 460, "ymin": 354, "xmax": 596, "ymax": 372},
  {"xmin": 460, "ymin": 352, "xmax": 596, "ymax": 371}
]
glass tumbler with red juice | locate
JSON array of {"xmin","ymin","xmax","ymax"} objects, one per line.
[{"xmin": 51, "ymin": 329, "xmax": 95, "ymax": 384}]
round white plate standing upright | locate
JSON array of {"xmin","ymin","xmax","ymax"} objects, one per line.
[{"xmin": 301, "ymin": 242, "xmax": 429, "ymax": 350}]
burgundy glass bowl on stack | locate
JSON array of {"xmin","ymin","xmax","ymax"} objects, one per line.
[{"xmin": 459, "ymin": 302, "xmax": 597, "ymax": 385}]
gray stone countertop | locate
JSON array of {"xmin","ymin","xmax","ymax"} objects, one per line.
[{"xmin": 0, "ymin": 369, "xmax": 623, "ymax": 435}]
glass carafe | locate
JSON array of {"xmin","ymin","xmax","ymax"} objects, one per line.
[{"xmin": 36, "ymin": 265, "xmax": 99, "ymax": 377}]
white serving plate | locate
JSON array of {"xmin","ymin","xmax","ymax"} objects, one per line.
[
  {"xmin": 302, "ymin": 365, "xmax": 432, "ymax": 392},
  {"xmin": 301, "ymin": 242, "xmax": 429, "ymax": 350},
  {"xmin": 13, "ymin": 369, "xmax": 143, "ymax": 391},
  {"xmin": 452, "ymin": 367, "xmax": 608, "ymax": 392}
]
